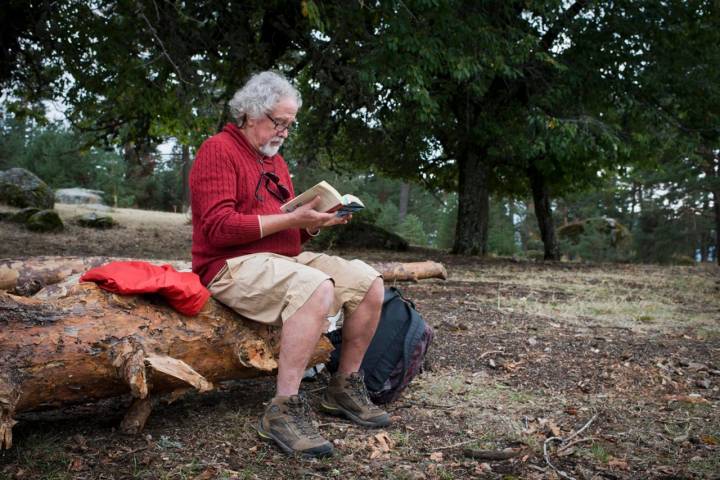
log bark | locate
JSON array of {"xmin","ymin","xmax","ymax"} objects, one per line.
[
  {"xmin": 0, "ymin": 256, "xmax": 448, "ymax": 448},
  {"xmin": 0, "ymin": 283, "xmax": 331, "ymax": 449},
  {"xmin": 371, "ymin": 260, "xmax": 447, "ymax": 282}
]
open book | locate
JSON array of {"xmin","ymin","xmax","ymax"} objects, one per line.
[{"xmin": 280, "ymin": 181, "xmax": 365, "ymax": 217}]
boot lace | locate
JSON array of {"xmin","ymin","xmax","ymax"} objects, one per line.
[
  {"xmin": 287, "ymin": 395, "xmax": 322, "ymax": 439},
  {"xmin": 347, "ymin": 373, "xmax": 374, "ymax": 407}
]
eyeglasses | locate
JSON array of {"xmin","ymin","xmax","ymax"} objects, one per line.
[
  {"xmin": 255, "ymin": 171, "xmax": 291, "ymax": 203},
  {"xmin": 265, "ymin": 113, "xmax": 295, "ymax": 134}
]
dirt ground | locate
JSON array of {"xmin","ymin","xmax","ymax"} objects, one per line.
[{"xmin": 1, "ymin": 205, "xmax": 719, "ymax": 480}]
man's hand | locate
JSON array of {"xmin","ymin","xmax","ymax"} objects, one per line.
[
  {"xmin": 291, "ymin": 196, "xmax": 350, "ymax": 230},
  {"xmin": 258, "ymin": 196, "xmax": 351, "ymax": 239}
]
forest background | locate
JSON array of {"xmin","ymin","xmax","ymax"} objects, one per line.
[{"xmin": 0, "ymin": 0, "xmax": 718, "ymax": 265}]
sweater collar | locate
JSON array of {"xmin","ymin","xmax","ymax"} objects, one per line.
[{"xmin": 222, "ymin": 122, "xmax": 277, "ymax": 164}]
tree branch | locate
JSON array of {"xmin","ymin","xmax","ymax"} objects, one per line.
[
  {"xmin": 540, "ymin": 0, "xmax": 589, "ymax": 52},
  {"xmin": 135, "ymin": 4, "xmax": 189, "ymax": 85}
]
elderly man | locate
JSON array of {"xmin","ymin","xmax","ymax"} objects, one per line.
[{"xmin": 190, "ymin": 71, "xmax": 389, "ymax": 457}]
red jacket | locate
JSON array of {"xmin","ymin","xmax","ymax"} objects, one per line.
[
  {"xmin": 189, "ymin": 123, "xmax": 310, "ymax": 285},
  {"xmin": 80, "ymin": 261, "xmax": 210, "ymax": 316}
]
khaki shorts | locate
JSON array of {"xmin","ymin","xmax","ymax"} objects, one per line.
[{"xmin": 207, "ymin": 251, "xmax": 381, "ymax": 326}]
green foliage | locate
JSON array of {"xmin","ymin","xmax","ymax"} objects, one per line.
[
  {"xmin": 0, "ymin": 0, "xmax": 717, "ymax": 260},
  {"xmin": 376, "ymin": 202, "xmax": 400, "ymax": 233},
  {"xmin": 0, "ymin": 117, "xmax": 190, "ymax": 211},
  {"xmin": 487, "ymin": 199, "xmax": 518, "ymax": 256},
  {"xmin": 397, "ymin": 214, "xmax": 428, "ymax": 246},
  {"xmin": 633, "ymin": 202, "xmax": 698, "ymax": 264},
  {"xmin": 436, "ymin": 193, "xmax": 458, "ymax": 250}
]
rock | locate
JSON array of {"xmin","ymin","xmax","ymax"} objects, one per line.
[
  {"xmin": 0, "ymin": 168, "xmax": 54, "ymax": 209},
  {"xmin": 309, "ymin": 221, "xmax": 409, "ymax": 251},
  {"xmin": 10, "ymin": 207, "xmax": 41, "ymax": 223},
  {"xmin": 26, "ymin": 209, "xmax": 64, "ymax": 232},
  {"xmin": 55, "ymin": 188, "xmax": 105, "ymax": 205},
  {"xmin": 77, "ymin": 212, "xmax": 116, "ymax": 229},
  {"xmin": 687, "ymin": 362, "xmax": 709, "ymax": 372},
  {"xmin": 695, "ymin": 378, "xmax": 711, "ymax": 389},
  {"xmin": 84, "ymin": 203, "xmax": 113, "ymax": 212}
]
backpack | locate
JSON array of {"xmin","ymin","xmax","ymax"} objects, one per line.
[{"xmin": 326, "ymin": 287, "xmax": 434, "ymax": 404}]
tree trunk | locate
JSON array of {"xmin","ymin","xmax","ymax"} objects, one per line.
[
  {"xmin": 181, "ymin": 144, "xmax": 191, "ymax": 212},
  {"xmin": 123, "ymin": 140, "xmax": 155, "ymax": 181},
  {"xmin": 527, "ymin": 162, "xmax": 560, "ymax": 260},
  {"xmin": 453, "ymin": 148, "xmax": 489, "ymax": 255},
  {"xmin": 698, "ymin": 145, "xmax": 719, "ymax": 265},
  {"xmin": 715, "ymin": 190, "xmax": 720, "ymax": 265},
  {"xmin": 398, "ymin": 182, "xmax": 410, "ymax": 223},
  {"xmin": 122, "ymin": 140, "xmax": 156, "ymax": 208}
]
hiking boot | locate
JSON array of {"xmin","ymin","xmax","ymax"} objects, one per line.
[
  {"xmin": 320, "ymin": 371, "xmax": 390, "ymax": 427},
  {"xmin": 257, "ymin": 394, "xmax": 333, "ymax": 458}
]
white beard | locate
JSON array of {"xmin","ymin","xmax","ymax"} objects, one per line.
[{"xmin": 259, "ymin": 137, "xmax": 284, "ymax": 157}]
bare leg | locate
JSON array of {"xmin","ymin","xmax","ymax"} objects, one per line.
[
  {"xmin": 276, "ymin": 280, "xmax": 334, "ymax": 396},
  {"xmin": 338, "ymin": 277, "xmax": 384, "ymax": 374}
]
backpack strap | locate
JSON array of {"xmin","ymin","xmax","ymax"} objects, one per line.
[
  {"xmin": 390, "ymin": 286, "xmax": 416, "ymax": 309},
  {"xmin": 387, "ymin": 287, "xmax": 425, "ymax": 378},
  {"xmin": 399, "ymin": 294, "xmax": 425, "ymax": 377}
]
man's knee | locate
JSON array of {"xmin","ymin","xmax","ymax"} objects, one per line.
[
  {"xmin": 366, "ymin": 277, "xmax": 384, "ymax": 308},
  {"xmin": 310, "ymin": 279, "xmax": 335, "ymax": 314}
]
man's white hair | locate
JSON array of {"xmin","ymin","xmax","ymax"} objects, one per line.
[{"xmin": 228, "ymin": 71, "xmax": 302, "ymax": 124}]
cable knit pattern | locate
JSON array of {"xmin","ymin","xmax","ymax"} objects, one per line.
[{"xmin": 190, "ymin": 123, "xmax": 307, "ymax": 285}]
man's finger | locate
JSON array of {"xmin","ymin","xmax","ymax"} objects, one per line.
[
  {"xmin": 305, "ymin": 196, "xmax": 322, "ymax": 209},
  {"xmin": 296, "ymin": 196, "xmax": 321, "ymax": 211}
]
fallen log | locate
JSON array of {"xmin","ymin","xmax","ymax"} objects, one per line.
[
  {"xmin": 0, "ymin": 283, "xmax": 332, "ymax": 449},
  {"xmin": 0, "ymin": 256, "xmax": 448, "ymax": 449},
  {"xmin": 372, "ymin": 260, "xmax": 447, "ymax": 282},
  {"xmin": 0, "ymin": 256, "xmax": 448, "ymax": 296}
]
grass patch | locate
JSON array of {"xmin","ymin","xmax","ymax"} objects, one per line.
[
  {"xmin": 456, "ymin": 263, "xmax": 720, "ymax": 334},
  {"xmin": 5, "ymin": 433, "xmax": 71, "ymax": 479},
  {"xmin": 688, "ymin": 455, "xmax": 720, "ymax": 478},
  {"xmin": 589, "ymin": 442, "xmax": 610, "ymax": 463}
]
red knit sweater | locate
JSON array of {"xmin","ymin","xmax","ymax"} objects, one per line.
[{"xmin": 190, "ymin": 123, "xmax": 309, "ymax": 285}]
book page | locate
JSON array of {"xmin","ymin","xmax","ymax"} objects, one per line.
[{"xmin": 280, "ymin": 181, "xmax": 343, "ymax": 213}]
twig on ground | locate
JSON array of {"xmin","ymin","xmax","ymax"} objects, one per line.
[
  {"xmin": 543, "ymin": 413, "xmax": 599, "ymax": 480},
  {"xmin": 544, "ymin": 436, "xmax": 575, "ymax": 480},
  {"xmin": 564, "ymin": 413, "xmax": 599, "ymax": 444},
  {"xmin": 480, "ymin": 350, "xmax": 503, "ymax": 359},
  {"xmin": 117, "ymin": 446, "xmax": 148, "ymax": 459},
  {"xmin": 302, "ymin": 472, "xmax": 330, "ymax": 479},
  {"xmin": 430, "ymin": 439, "xmax": 477, "ymax": 451},
  {"xmin": 316, "ymin": 422, "xmax": 349, "ymax": 428},
  {"xmin": 557, "ymin": 436, "xmax": 597, "ymax": 452},
  {"xmin": 462, "ymin": 447, "xmax": 525, "ymax": 460},
  {"xmin": 414, "ymin": 401, "xmax": 455, "ymax": 409},
  {"xmin": 527, "ymin": 464, "xmax": 547, "ymax": 473}
]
